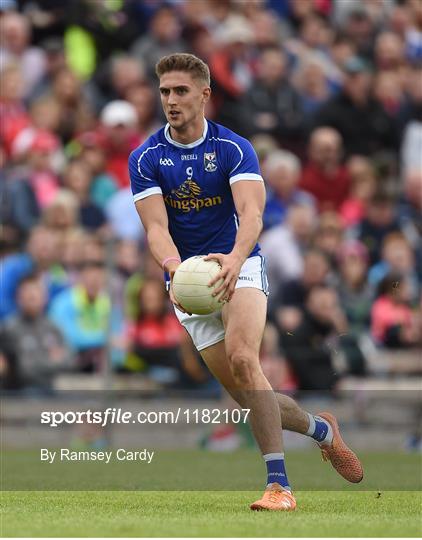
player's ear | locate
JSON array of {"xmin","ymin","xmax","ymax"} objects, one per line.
[{"xmin": 202, "ymin": 86, "xmax": 211, "ymax": 103}]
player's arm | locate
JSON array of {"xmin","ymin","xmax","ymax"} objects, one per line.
[
  {"xmin": 230, "ymin": 180, "xmax": 265, "ymax": 262},
  {"xmin": 206, "ymin": 180, "xmax": 265, "ymax": 301},
  {"xmin": 135, "ymin": 196, "xmax": 189, "ymax": 313},
  {"xmin": 135, "ymin": 196, "xmax": 180, "ymax": 273}
]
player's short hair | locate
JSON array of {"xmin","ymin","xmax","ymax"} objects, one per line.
[{"xmin": 155, "ymin": 53, "xmax": 210, "ymax": 86}]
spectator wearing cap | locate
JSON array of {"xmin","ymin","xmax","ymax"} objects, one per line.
[
  {"xmin": 0, "ymin": 140, "xmax": 40, "ymax": 236},
  {"xmin": 76, "ymin": 131, "xmax": 118, "ymax": 210},
  {"xmin": 312, "ymin": 56, "xmax": 399, "ymax": 156},
  {"xmin": 262, "ymin": 150, "xmax": 315, "ymax": 231},
  {"xmin": 100, "ymin": 100, "xmax": 141, "ymax": 188},
  {"xmin": 1, "ymin": 274, "xmax": 70, "ymax": 391},
  {"xmin": 6, "ymin": 127, "xmax": 63, "ymax": 223},
  {"xmin": 23, "ymin": 130, "xmax": 61, "ymax": 209},
  {"xmin": 130, "ymin": 6, "xmax": 187, "ymax": 79},
  {"xmin": 0, "ymin": 12, "xmax": 47, "ymax": 99},
  {"xmin": 209, "ymin": 15, "xmax": 256, "ymax": 131},
  {"xmin": 240, "ymin": 46, "xmax": 305, "ymax": 151},
  {"xmin": 300, "ymin": 127, "xmax": 351, "ymax": 212}
]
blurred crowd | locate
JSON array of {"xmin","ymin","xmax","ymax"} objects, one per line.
[{"xmin": 0, "ymin": 0, "xmax": 421, "ymax": 394}]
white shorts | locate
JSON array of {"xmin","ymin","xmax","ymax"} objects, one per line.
[{"xmin": 174, "ymin": 255, "xmax": 269, "ymax": 351}]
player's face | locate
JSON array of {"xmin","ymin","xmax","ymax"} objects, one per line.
[{"xmin": 159, "ymin": 71, "xmax": 210, "ymax": 131}]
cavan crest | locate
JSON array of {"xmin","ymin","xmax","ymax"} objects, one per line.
[{"xmin": 204, "ymin": 152, "xmax": 217, "ymax": 172}]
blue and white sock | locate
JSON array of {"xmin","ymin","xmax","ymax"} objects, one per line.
[
  {"xmin": 306, "ymin": 413, "xmax": 333, "ymax": 445},
  {"xmin": 263, "ymin": 452, "xmax": 291, "ymax": 491}
]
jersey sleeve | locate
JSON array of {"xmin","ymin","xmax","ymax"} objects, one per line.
[
  {"xmin": 226, "ymin": 136, "xmax": 264, "ymax": 185},
  {"xmin": 128, "ymin": 146, "xmax": 163, "ymax": 202}
]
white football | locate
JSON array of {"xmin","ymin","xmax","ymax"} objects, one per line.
[{"xmin": 172, "ymin": 256, "xmax": 224, "ymax": 315}]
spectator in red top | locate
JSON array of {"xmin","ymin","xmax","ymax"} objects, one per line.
[
  {"xmin": 371, "ymin": 273, "xmax": 421, "ymax": 349},
  {"xmin": 340, "ymin": 156, "xmax": 377, "ymax": 227},
  {"xmin": 209, "ymin": 15, "xmax": 255, "ymax": 130},
  {"xmin": 300, "ymin": 126, "xmax": 351, "ymax": 212},
  {"xmin": 127, "ymin": 277, "xmax": 209, "ymax": 385},
  {"xmin": 26, "ymin": 131, "xmax": 61, "ymax": 209},
  {"xmin": 100, "ymin": 100, "xmax": 141, "ymax": 188},
  {"xmin": 129, "ymin": 279, "xmax": 183, "ymax": 356},
  {"xmin": 0, "ymin": 64, "xmax": 30, "ymax": 155}
]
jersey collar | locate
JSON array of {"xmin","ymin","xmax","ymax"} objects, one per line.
[{"xmin": 164, "ymin": 119, "xmax": 208, "ymax": 149}]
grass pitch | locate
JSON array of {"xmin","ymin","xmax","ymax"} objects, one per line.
[
  {"xmin": 2, "ymin": 450, "xmax": 421, "ymax": 537},
  {"xmin": 2, "ymin": 490, "xmax": 421, "ymax": 537}
]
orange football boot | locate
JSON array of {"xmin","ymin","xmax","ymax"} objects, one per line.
[
  {"xmin": 250, "ymin": 483, "xmax": 297, "ymax": 511},
  {"xmin": 317, "ymin": 412, "xmax": 363, "ymax": 483}
]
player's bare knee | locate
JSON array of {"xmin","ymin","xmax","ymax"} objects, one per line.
[{"xmin": 228, "ymin": 352, "xmax": 257, "ymax": 388}]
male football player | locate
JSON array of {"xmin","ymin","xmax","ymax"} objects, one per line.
[{"xmin": 129, "ymin": 53, "xmax": 363, "ymax": 511}]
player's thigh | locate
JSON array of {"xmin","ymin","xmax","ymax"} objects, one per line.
[
  {"xmin": 222, "ymin": 287, "xmax": 267, "ymax": 360},
  {"xmin": 199, "ymin": 340, "xmax": 237, "ymax": 392}
]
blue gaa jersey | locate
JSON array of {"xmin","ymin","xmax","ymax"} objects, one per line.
[{"xmin": 129, "ymin": 119, "xmax": 264, "ymax": 261}]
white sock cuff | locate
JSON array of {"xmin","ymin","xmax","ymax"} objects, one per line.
[
  {"xmin": 263, "ymin": 452, "xmax": 285, "ymax": 462},
  {"xmin": 305, "ymin": 412, "xmax": 316, "ymax": 436},
  {"xmin": 315, "ymin": 415, "xmax": 334, "ymax": 444}
]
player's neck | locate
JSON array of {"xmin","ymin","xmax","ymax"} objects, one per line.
[{"xmin": 169, "ymin": 117, "xmax": 205, "ymax": 146}]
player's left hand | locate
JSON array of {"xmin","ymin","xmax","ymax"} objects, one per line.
[{"xmin": 204, "ymin": 252, "xmax": 243, "ymax": 303}]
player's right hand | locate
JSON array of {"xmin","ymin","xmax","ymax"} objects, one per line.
[{"xmin": 168, "ymin": 266, "xmax": 192, "ymax": 315}]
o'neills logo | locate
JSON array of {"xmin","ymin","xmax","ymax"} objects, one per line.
[{"xmin": 164, "ymin": 180, "xmax": 223, "ymax": 213}]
